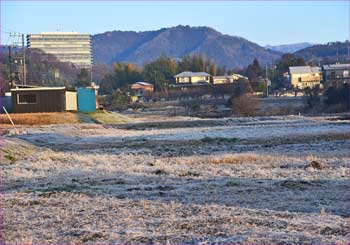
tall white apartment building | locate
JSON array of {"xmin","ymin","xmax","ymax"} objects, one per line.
[{"xmin": 27, "ymin": 32, "xmax": 92, "ymax": 69}]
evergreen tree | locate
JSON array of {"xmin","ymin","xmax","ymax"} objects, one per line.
[{"xmin": 76, "ymin": 68, "xmax": 91, "ymax": 87}]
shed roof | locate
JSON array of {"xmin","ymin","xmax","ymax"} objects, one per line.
[
  {"xmin": 11, "ymin": 87, "xmax": 66, "ymax": 92},
  {"xmin": 174, "ymin": 71, "xmax": 210, "ymax": 78},
  {"xmin": 289, "ymin": 66, "xmax": 321, "ymax": 74}
]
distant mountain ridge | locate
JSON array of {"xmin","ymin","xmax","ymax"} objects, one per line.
[
  {"xmin": 92, "ymin": 25, "xmax": 281, "ymax": 68},
  {"xmin": 265, "ymin": 42, "xmax": 315, "ymax": 53},
  {"xmin": 294, "ymin": 41, "xmax": 350, "ymax": 64}
]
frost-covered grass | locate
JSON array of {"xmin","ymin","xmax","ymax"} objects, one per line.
[{"xmin": 2, "ymin": 115, "xmax": 350, "ymax": 243}]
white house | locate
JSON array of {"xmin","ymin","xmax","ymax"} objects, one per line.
[{"xmin": 174, "ymin": 71, "xmax": 210, "ymax": 84}]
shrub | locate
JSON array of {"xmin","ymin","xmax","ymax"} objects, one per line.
[
  {"xmin": 229, "ymin": 95, "xmax": 260, "ymax": 117},
  {"xmin": 324, "ymin": 84, "xmax": 349, "ymax": 110}
]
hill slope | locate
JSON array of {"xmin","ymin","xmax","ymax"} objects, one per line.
[
  {"xmin": 265, "ymin": 42, "xmax": 315, "ymax": 53},
  {"xmin": 294, "ymin": 41, "xmax": 350, "ymax": 64},
  {"xmin": 92, "ymin": 25, "xmax": 281, "ymax": 68}
]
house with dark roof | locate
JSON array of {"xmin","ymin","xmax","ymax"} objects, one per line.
[{"xmin": 322, "ymin": 63, "xmax": 350, "ymax": 86}]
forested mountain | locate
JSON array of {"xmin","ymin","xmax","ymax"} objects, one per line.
[
  {"xmin": 92, "ymin": 25, "xmax": 281, "ymax": 68},
  {"xmin": 294, "ymin": 41, "xmax": 350, "ymax": 64}
]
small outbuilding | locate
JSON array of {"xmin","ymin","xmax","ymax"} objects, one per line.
[
  {"xmin": 77, "ymin": 87, "xmax": 96, "ymax": 112},
  {"xmin": 8, "ymin": 85, "xmax": 99, "ymax": 113},
  {"xmin": 11, "ymin": 87, "xmax": 66, "ymax": 113}
]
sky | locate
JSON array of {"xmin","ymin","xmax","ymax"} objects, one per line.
[{"xmin": 1, "ymin": 1, "xmax": 349, "ymax": 46}]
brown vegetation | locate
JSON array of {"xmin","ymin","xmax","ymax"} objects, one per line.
[
  {"xmin": 0, "ymin": 112, "xmax": 80, "ymax": 125},
  {"xmin": 211, "ymin": 154, "xmax": 260, "ymax": 164},
  {"xmin": 231, "ymin": 95, "xmax": 261, "ymax": 116}
]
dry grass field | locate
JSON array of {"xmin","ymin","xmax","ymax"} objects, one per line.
[
  {"xmin": 0, "ymin": 112, "xmax": 80, "ymax": 126},
  {"xmin": 1, "ymin": 114, "xmax": 350, "ymax": 244},
  {"xmin": 0, "ymin": 110, "xmax": 130, "ymax": 127}
]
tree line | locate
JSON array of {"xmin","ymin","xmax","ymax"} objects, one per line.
[{"xmin": 99, "ymin": 53, "xmax": 232, "ymax": 94}]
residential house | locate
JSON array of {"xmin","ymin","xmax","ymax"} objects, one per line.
[
  {"xmin": 212, "ymin": 74, "xmax": 248, "ymax": 84},
  {"xmin": 322, "ymin": 63, "xmax": 350, "ymax": 86},
  {"xmin": 130, "ymin": 82, "xmax": 154, "ymax": 96},
  {"xmin": 130, "ymin": 82, "xmax": 154, "ymax": 102},
  {"xmin": 174, "ymin": 71, "xmax": 210, "ymax": 85},
  {"xmin": 289, "ymin": 66, "xmax": 322, "ymax": 89}
]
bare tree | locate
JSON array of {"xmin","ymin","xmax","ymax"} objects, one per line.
[{"xmin": 230, "ymin": 94, "xmax": 260, "ymax": 116}]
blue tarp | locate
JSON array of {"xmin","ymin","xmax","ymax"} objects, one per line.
[
  {"xmin": 1, "ymin": 96, "xmax": 12, "ymax": 113},
  {"xmin": 77, "ymin": 88, "xmax": 96, "ymax": 112}
]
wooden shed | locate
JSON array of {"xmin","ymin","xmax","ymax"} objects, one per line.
[{"xmin": 11, "ymin": 87, "xmax": 66, "ymax": 113}]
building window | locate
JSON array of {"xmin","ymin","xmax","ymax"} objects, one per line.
[{"xmin": 17, "ymin": 93, "xmax": 37, "ymax": 104}]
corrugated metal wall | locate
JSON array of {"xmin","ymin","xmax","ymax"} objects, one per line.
[
  {"xmin": 11, "ymin": 89, "xmax": 66, "ymax": 113},
  {"xmin": 77, "ymin": 88, "xmax": 96, "ymax": 112}
]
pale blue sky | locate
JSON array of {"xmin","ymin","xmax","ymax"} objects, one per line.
[{"xmin": 1, "ymin": 1, "xmax": 349, "ymax": 46}]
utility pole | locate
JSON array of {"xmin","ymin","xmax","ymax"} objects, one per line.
[
  {"xmin": 8, "ymin": 46, "xmax": 13, "ymax": 88},
  {"xmin": 9, "ymin": 33, "xmax": 26, "ymax": 85},
  {"xmin": 336, "ymin": 48, "xmax": 339, "ymax": 64},
  {"xmin": 201, "ymin": 54, "xmax": 206, "ymax": 72},
  {"xmin": 265, "ymin": 63, "xmax": 269, "ymax": 97},
  {"xmin": 21, "ymin": 34, "xmax": 26, "ymax": 85},
  {"xmin": 348, "ymin": 44, "xmax": 350, "ymax": 112}
]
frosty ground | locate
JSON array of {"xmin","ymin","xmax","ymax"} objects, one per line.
[{"xmin": 2, "ymin": 114, "xmax": 350, "ymax": 244}]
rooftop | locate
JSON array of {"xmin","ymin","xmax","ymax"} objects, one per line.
[
  {"xmin": 134, "ymin": 82, "xmax": 153, "ymax": 86},
  {"xmin": 289, "ymin": 66, "xmax": 321, "ymax": 74},
  {"xmin": 27, "ymin": 32, "xmax": 90, "ymax": 36},
  {"xmin": 174, "ymin": 71, "xmax": 210, "ymax": 77},
  {"xmin": 11, "ymin": 87, "xmax": 66, "ymax": 92},
  {"xmin": 213, "ymin": 74, "xmax": 248, "ymax": 79},
  {"xmin": 323, "ymin": 63, "xmax": 350, "ymax": 70}
]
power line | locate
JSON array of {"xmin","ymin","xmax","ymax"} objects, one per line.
[
  {"xmin": 0, "ymin": 25, "xmax": 18, "ymax": 33},
  {"xmin": 0, "ymin": 29, "xmax": 12, "ymax": 35},
  {"xmin": 5, "ymin": 32, "xmax": 27, "ymax": 85}
]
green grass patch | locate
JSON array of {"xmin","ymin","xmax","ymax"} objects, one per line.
[
  {"xmin": 3, "ymin": 153, "xmax": 16, "ymax": 163},
  {"xmin": 1, "ymin": 140, "xmax": 36, "ymax": 164},
  {"xmin": 84, "ymin": 110, "xmax": 131, "ymax": 124}
]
